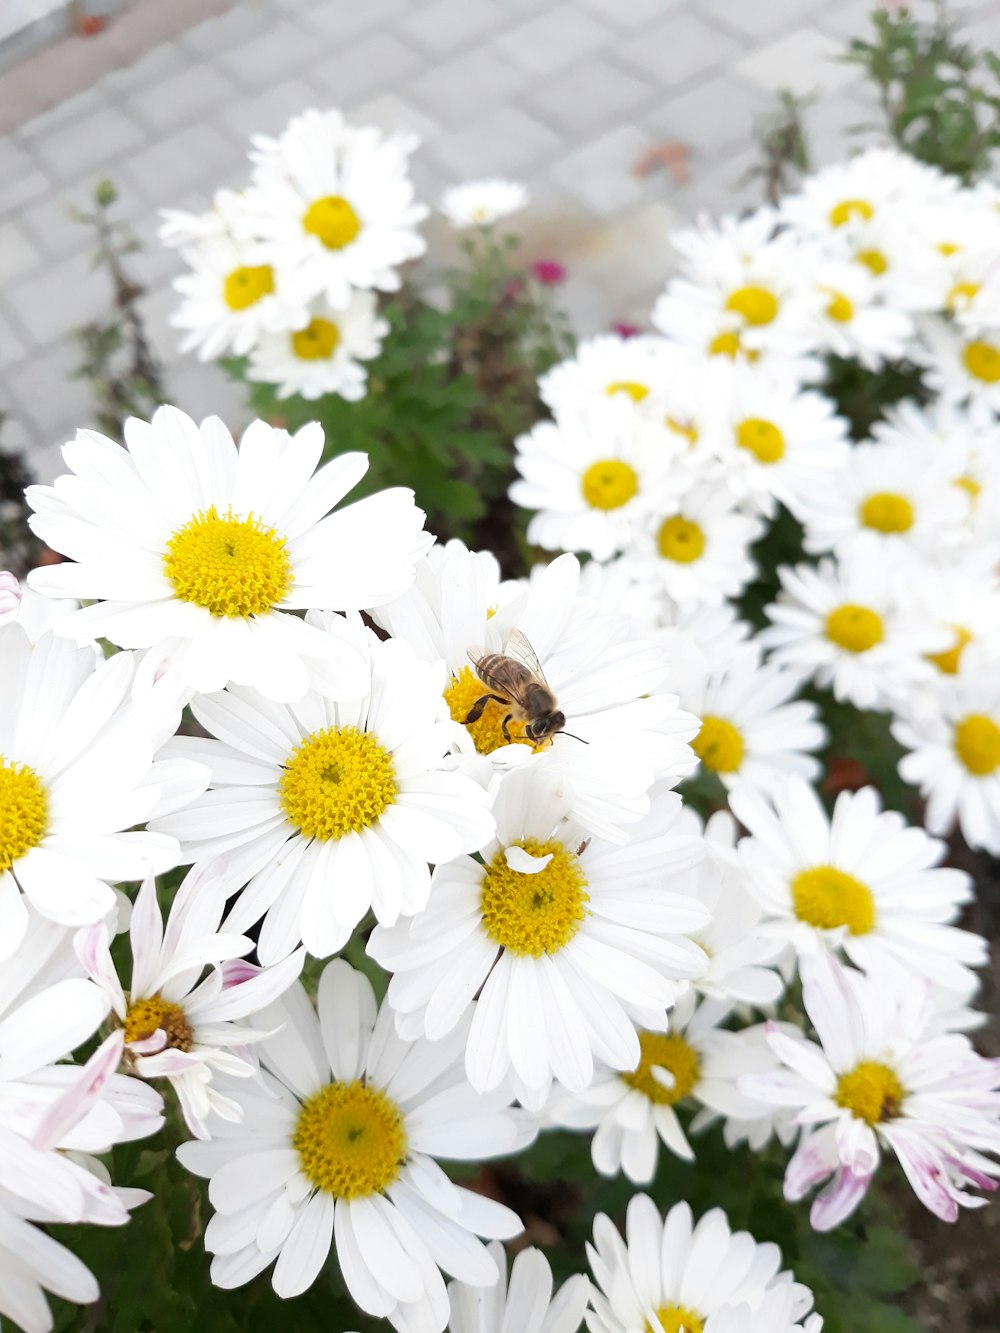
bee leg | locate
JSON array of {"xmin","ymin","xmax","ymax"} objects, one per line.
[
  {"xmin": 502, "ymin": 714, "xmax": 515, "ymax": 742},
  {"xmin": 464, "ymin": 693, "xmax": 508, "ymax": 725}
]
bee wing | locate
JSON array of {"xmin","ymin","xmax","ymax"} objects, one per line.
[
  {"xmin": 502, "ymin": 628, "xmax": 550, "ymax": 685},
  {"xmin": 467, "ymin": 645, "xmax": 489, "ymax": 672}
]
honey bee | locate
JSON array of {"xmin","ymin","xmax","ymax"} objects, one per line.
[{"xmin": 465, "ymin": 629, "xmax": 566, "ymax": 745}]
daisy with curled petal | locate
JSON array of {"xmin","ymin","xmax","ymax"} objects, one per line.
[
  {"xmin": 447, "ymin": 1241, "xmax": 590, "ymax": 1333},
  {"xmin": 158, "ymin": 187, "xmax": 248, "ymax": 249},
  {"xmin": 0, "ymin": 623, "xmax": 202, "ymax": 959},
  {"xmin": 510, "ymin": 397, "xmax": 685, "ymax": 561},
  {"xmin": 585, "ymin": 1193, "xmax": 822, "ymax": 1333},
  {"xmin": 759, "ymin": 549, "xmax": 948, "ymax": 711},
  {"xmin": 26, "ymin": 405, "xmax": 432, "ymax": 701},
  {"xmin": 76, "ymin": 867, "xmax": 306, "ymax": 1139},
  {"xmin": 807, "ymin": 259, "xmax": 913, "ymax": 370},
  {"xmin": 729, "ymin": 776, "xmax": 987, "ymax": 995},
  {"xmin": 439, "ymin": 179, "xmax": 527, "ymax": 229},
  {"xmin": 538, "ymin": 333, "xmax": 679, "ymax": 416},
  {"xmin": 152, "ymin": 616, "xmax": 494, "ymax": 964},
  {"xmin": 177, "ymin": 961, "xmax": 528, "ymax": 1331},
  {"xmin": 369, "ymin": 764, "xmax": 708, "ymax": 1111},
  {"xmin": 247, "ymin": 289, "xmax": 390, "ymax": 401},
  {"xmin": 245, "ymin": 108, "xmax": 427, "ymax": 309},
  {"xmin": 742, "ymin": 952, "xmax": 1000, "ymax": 1231}
]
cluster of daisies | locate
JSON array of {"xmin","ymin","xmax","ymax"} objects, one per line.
[{"xmin": 160, "ymin": 105, "xmax": 528, "ymax": 404}]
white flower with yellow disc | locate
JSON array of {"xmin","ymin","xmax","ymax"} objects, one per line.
[
  {"xmin": 151, "ymin": 617, "xmax": 494, "ymax": 962},
  {"xmin": 176, "ymin": 961, "xmax": 529, "ymax": 1330},
  {"xmin": 439, "ymin": 179, "xmax": 527, "ymax": 229},
  {"xmin": 915, "ymin": 316, "xmax": 1000, "ymax": 413},
  {"xmin": 807, "ymin": 259, "xmax": 913, "ymax": 370},
  {"xmin": 730, "ymin": 776, "xmax": 986, "ymax": 995},
  {"xmin": 538, "ymin": 334, "xmax": 678, "ymax": 416},
  {"xmin": 26, "ymin": 407, "xmax": 431, "ymax": 701},
  {"xmin": 247, "ymin": 290, "xmax": 389, "ymax": 400},
  {"xmin": 447, "ymin": 1242, "xmax": 589, "ymax": 1333}
]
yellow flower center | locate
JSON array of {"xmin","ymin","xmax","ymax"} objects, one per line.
[
  {"xmin": 724, "ymin": 284, "xmax": 779, "ymax": 326},
  {"xmin": 829, "ymin": 197, "xmax": 874, "ymax": 227},
  {"xmin": 291, "ymin": 317, "xmax": 341, "ymax": 361},
  {"xmin": 123, "ymin": 994, "xmax": 193, "ymax": 1051},
  {"xmin": 646, "ymin": 1306, "xmax": 704, "ymax": 1333},
  {"xmin": 294, "ymin": 1080, "xmax": 406, "ymax": 1199},
  {"xmin": 581, "ymin": 459, "xmax": 639, "ymax": 511},
  {"xmin": 859, "ymin": 490, "xmax": 914, "ymax": 534},
  {"xmin": 938, "ymin": 241, "xmax": 960, "ymax": 257},
  {"xmin": 927, "ymin": 625, "xmax": 972, "ymax": 676},
  {"xmin": 835, "ymin": 1061, "xmax": 905, "ymax": 1126},
  {"xmin": 791, "ymin": 865, "xmax": 876, "ymax": 935},
  {"xmin": 692, "ymin": 715, "xmax": 744, "ymax": 774},
  {"xmin": 657, "ymin": 515, "xmax": 705, "ymax": 564},
  {"xmin": 621, "ymin": 1031, "xmax": 701, "ymax": 1106},
  {"xmin": 665, "ymin": 416, "xmax": 699, "ymax": 446},
  {"xmin": 956, "ymin": 474, "xmax": 981, "ymax": 503},
  {"xmin": 963, "ymin": 339, "xmax": 1000, "ymax": 384},
  {"xmin": 947, "ymin": 281, "xmax": 981, "ymax": 312},
  {"xmin": 856, "ymin": 248, "xmax": 887, "ymax": 276},
  {"xmin": 279, "ymin": 726, "xmax": 397, "ymax": 840},
  {"xmin": 302, "ymin": 194, "xmax": 362, "ymax": 250},
  {"xmin": 0, "ymin": 758, "xmax": 48, "ymax": 873},
  {"xmin": 162, "ymin": 506, "xmax": 293, "ymax": 619},
  {"xmin": 480, "ymin": 838, "xmax": 589, "ymax": 957},
  {"xmin": 825, "ymin": 603, "xmax": 884, "ymax": 653},
  {"xmin": 707, "ymin": 331, "xmax": 759, "ymax": 362},
  {"xmin": 443, "ymin": 665, "xmax": 537, "ymax": 755},
  {"xmin": 222, "ymin": 264, "xmax": 275, "ymax": 311},
  {"xmin": 736, "ymin": 417, "xmax": 785, "ymax": 463},
  {"xmin": 605, "ymin": 380, "xmax": 649, "ymax": 402},
  {"xmin": 953, "ymin": 713, "xmax": 1000, "ymax": 776},
  {"xmin": 825, "ymin": 290, "xmax": 854, "ymax": 323}
]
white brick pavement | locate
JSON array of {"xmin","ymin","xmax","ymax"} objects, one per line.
[{"xmin": 1, "ymin": 0, "xmax": 999, "ymax": 482}]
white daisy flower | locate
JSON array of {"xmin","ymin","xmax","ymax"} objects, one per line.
[
  {"xmin": 729, "ymin": 776, "xmax": 987, "ymax": 995},
  {"xmin": 549, "ymin": 991, "xmax": 780, "ymax": 1181},
  {"xmin": 26, "ymin": 406, "xmax": 432, "ymax": 701},
  {"xmin": 245, "ymin": 108, "xmax": 427, "ymax": 309},
  {"xmin": 808, "ymin": 259, "xmax": 914, "ymax": 370},
  {"xmin": 170, "ymin": 231, "xmax": 311, "ymax": 362},
  {"xmin": 658, "ymin": 600, "xmax": 753, "ymax": 699},
  {"xmin": 439, "ymin": 179, "xmax": 527, "ymax": 229},
  {"xmin": 627, "ymin": 484, "xmax": 764, "ymax": 610},
  {"xmin": 158, "ymin": 187, "xmax": 248, "ymax": 249},
  {"xmin": 176, "ymin": 961, "xmax": 528, "ymax": 1330},
  {"xmin": 575, "ymin": 556, "xmax": 662, "ymax": 637},
  {"xmin": 369, "ymin": 765, "xmax": 708, "ymax": 1110},
  {"xmin": 915, "ymin": 316, "xmax": 1000, "ymax": 413},
  {"xmin": 742, "ymin": 951, "xmax": 1000, "ymax": 1230},
  {"xmin": 538, "ymin": 334, "xmax": 678, "ymax": 416},
  {"xmin": 894, "ymin": 648, "xmax": 1000, "ymax": 855},
  {"xmin": 585, "ymin": 1194, "xmax": 822, "ymax": 1333},
  {"xmin": 447, "ymin": 1241, "xmax": 589, "ymax": 1333},
  {"xmin": 152, "ymin": 617, "xmax": 494, "ymax": 963},
  {"xmin": 915, "ymin": 561, "xmax": 1000, "ymax": 684},
  {"xmin": 246, "ymin": 289, "xmax": 389, "ymax": 401},
  {"xmin": 680, "ymin": 641, "xmax": 826, "ymax": 795},
  {"xmin": 689, "ymin": 1022, "xmax": 801, "ymax": 1155},
  {"xmin": 835, "ymin": 210, "xmax": 943, "ymax": 314},
  {"xmin": 76, "ymin": 867, "xmax": 305, "ymax": 1138},
  {"xmin": 510, "ymin": 397, "xmax": 684, "ymax": 561},
  {"xmin": 0, "ymin": 623, "xmax": 200, "ymax": 959},
  {"xmin": 759, "ymin": 551, "xmax": 948, "ymax": 711}
]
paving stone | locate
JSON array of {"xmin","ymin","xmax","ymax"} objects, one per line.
[
  {"xmin": 0, "ymin": 139, "xmax": 51, "ymax": 216},
  {"xmin": 703, "ymin": 0, "xmax": 828, "ymax": 42},
  {"xmin": 308, "ymin": 34, "xmax": 422, "ymax": 111},
  {"xmin": 349, "ymin": 92, "xmax": 440, "ymax": 145},
  {"xmin": 124, "ymin": 60, "xmax": 241, "ymax": 133},
  {"xmin": 116, "ymin": 121, "xmax": 238, "ymax": 208},
  {"xmin": 180, "ymin": 3, "xmax": 277, "ymax": 59},
  {"xmin": 551, "ymin": 123, "xmax": 660, "ymax": 218},
  {"xmin": 407, "ymin": 42, "xmax": 531, "ymax": 127},
  {"xmin": 735, "ymin": 27, "xmax": 860, "ymax": 99},
  {"xmin": 0, "ymin": 306, "xmax": 29, "ymax": 374},
  {"xmin": 30, "ymin": 104, "xmax": 147, "ymax": 178},
  {"xmin": 167, "ymin": 355, "xmax": 252, "ymax": 436},
  {"xmin": 215, "ymin": 17, "xmax": 323, "ymax": 87},
  {"xmin": 493, "ymin": 4, "xmax": 611, "ymax": 76},
  {"xmin": 429, "ymin": 105, "xmax": 561, "ymax": 179},
  {"xmin": 0, "ymin": 219, "xmax": 42, "ymax": 284},
  {"xmin": 402, "ymin": 0, "xmax": 507, "ymax": 55},
  {"xmin": 221, "ymin": 76, "xmax": 326, "ymax": 141},
  {"xmin": 579, "ymin": 0, "xmax": 685, "ymax": 29},
  {"xmin": 615, "ymin": 12, "xmax": 742, "ymax": 92},
  {"xmin": 3, "ymin": 246, "xmax": 110, "ymax": 345},
  {"xmin": 102, "ymin": 39, "xmax": 189, "ymax": 96},
  {"xmin": 643, "ymin": 71, "xmax": 774, "ymax": 171},
  {"xmin": 15, "ymin": 85, "xmax": 115, "ymax": 141},
  {"xmin": 3, "ymin": 340, "xmax": 99, "ymax": 451},
  {"xmin": 525, "ymin": 54, "xmax": 653, "ymax": 138},
  {"xmin": 299, "ymin": 0, "xmax": 411, "ymax": 43}
]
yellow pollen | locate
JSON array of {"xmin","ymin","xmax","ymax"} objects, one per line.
[
  {"xmin": 736, "ymin": 417, "xmax": 785, "ymax": 463},
  {"xmin": 294, "ymin": 1080, "xmax": 406, "ymax": 1199},
  {"xmin": 622, "ymin": 1031, "xmax": 701, "ymax": 1105},
  {"xmin": 927, "ymin": 625, "xmax": 972, "ymax": 676},
  {"xmin": 956, "ymin": 474, "xmax": 981, "ymax": 503},
  {"xmin": 791, "ymin": 865, "xmax": 876, "ymax": 935},
  {"xmin": 222, "ymin": 264, "xmax": 274, "ymax": 311},
  {"xmin": 825, "ymin": 290, "xmax": 854, "ymax": 323},
  {"xmin": 707, "ymin": 331, "xmax": 759, "ymax": 362},
  {"xmin": 302, "ymin": 194, "xmax": 362, "ymax": 250},
  {"xmin": 162, "ymin": 506, "xmax": 292, "ymax": 619},
  {"xmin": 581, "ymin": 459, "xmax": 639, "ymax": 511},
  {"xmin": 938, "ymin": 241, "xmax": 960, "ymax": 257},
  {"xmin": 963, "ymin": 339, "xmax": 1000, "ymax": 384},
  {"xmin": 953, "ymin": 713, "xmax": 1000, "ymax": 775},
  {"xmin": 123, "ymin": 994, "xmax": 193, "ymax": 1051},
  {"xmin": 859, "ymin": 490, "xmax": 914, "ymax": 534},
  {"xmin": 0, "ymin": 758, "xmax": 48, "ymax": 873},
  {"xmin": 725, "ymin": 284, "xmax": 779, "ymax": 326},
  {"xmin": 856, "ymin": 248, "xmax": 887, "ymax": 276},
  {"xmin": 605, "ymin": 379, "xmax": 649, "ymax": 402},
  {"xmin": 665, "ymin": 416, "xmax": 699, "ymax": 445},
  {"xmin": 279, "ymin": 726, "xmax": 397, "ymax": 840},
  {"xmin": 444, "ymin": 665, "xmax": 537, "ymax": 755},
  {"xmin": 947, "ymin": 281, "xmax": 981, "ymax": 312},
  {"xmin": 692, "ymin": 715, "xmax": 744, "ymax": 774},
  {"xmin": 646, "ymin": 1306, "xmax": 705, "ymax": 1333},
  {"xmin": 291, "ymin": 317, "xmax": 341, "ymax": 361},
  {"xmin": 825, "ymin": 603, "xmax": 884, "ymax": 653},
  {"xmin": 658, "ymin": 515, "xmax": 705, "ymax": 564},
  {"xmin": 835, "ymin": 1061, "xmax": 905, "ymax": 1127},
  {"xmin": 829, "ymin": 198, "xmax": 874, "ymax": 227},
  {"xmin": 480, "ymin": 838, "xmax": 589, "ymax": 957}
]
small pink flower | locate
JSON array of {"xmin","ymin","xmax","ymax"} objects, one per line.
[
  {"xmin": 0, "ymin": 571, "xmax": 22, "ymax": 624},
  {"xmin": 532, "ymin": 259, "xmax": 566, "ymax": 286},
  {"xmin": 612, "ymin": 321, "xmax": 642, "ymax": 339}
]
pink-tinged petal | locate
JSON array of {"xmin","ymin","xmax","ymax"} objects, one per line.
[
  {"xmin": 810, "ymin": 1166, "xmax": 873, "ymax": 1231},
  {"xmin": 129, "ymin": 874, "xmax": 165, "ymax": 997},
  {"xmin": 74, "ymin": 922, "xmax": 127, "ymax": 1018},
  {"xmin": 947, "ymin": 1157, "xmax": 998, "ymax": 1193},
  {"xmin": 33, "ymin": 1031, "xmax": 125, "ymax": 1151},
  {"xmin": 191, "ymin": 950, "xmax": 305, "ymax": 1023},
  {"xmin": 784, "ymin": 1125, "xmax": 840, "ymax": 1202},
  {"xmin": 834, "ymin": 1114, "xmax": 880, "ymax": 1176},
  {"xmin": 887, "ymin": 1127, "xmax": 960, "ymax": 1222},
  {"xmin": 129, "ymin": 1031, "xmax": 168, "ymax": 1056},
  {"xmin": 221, "ymin": 959, "xmax": 262, "ymax": 988}
]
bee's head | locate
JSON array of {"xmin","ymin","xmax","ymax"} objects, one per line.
[{"xmin": 530, "ymin": 710, "xmax": 566, "ymax": 740}]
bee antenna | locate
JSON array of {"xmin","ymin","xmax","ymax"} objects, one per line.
[{"xmin": 562, "ymin": 732, "xmax": 589, "ymax": 745}]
